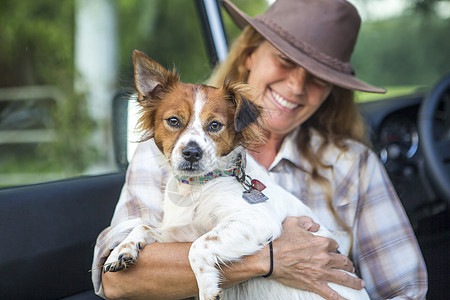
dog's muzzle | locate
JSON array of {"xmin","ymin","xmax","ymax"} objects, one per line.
[{"xmin": 181, "ymin": 141, "xmax": 203, "ymax": 170}]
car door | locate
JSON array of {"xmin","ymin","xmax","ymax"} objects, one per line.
[{"xmin": 0, "ymin": 0, "xmax": 228, "ymax": 298}]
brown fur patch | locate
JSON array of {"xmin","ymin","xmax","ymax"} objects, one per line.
[
  {"xmin": 118, "ymin": 242, "xmax": 134, "ymax": 251},
  {"xmin": 151, "ymin": 83, "xmax": 196, "ymax": 157},
  {"xmin": 205, "ymin": 235, "xmax": 220, "ymax": 242},
  {"xmin": 199, "ymin": 86, "xmax": 240, "ymax": 156},
  {"xmin": 221, "ymin": 80, "xmax": 266, "ymax": 150}
]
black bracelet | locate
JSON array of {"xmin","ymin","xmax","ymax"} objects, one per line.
[{"xmin": 263, "ymin": 241, "xmax": 273, "ymax": 278}]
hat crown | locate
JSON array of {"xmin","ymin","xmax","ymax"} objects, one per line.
[{"xmin": 258, "ymin": 0, "xmax": 360, "ymax": 64}]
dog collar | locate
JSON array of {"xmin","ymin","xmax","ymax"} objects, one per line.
[{"xmin": 174, "ymin": 154, "xmax": 245, "ymax": 185}]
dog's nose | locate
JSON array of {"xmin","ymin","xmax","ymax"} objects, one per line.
[{"xmin": 182, "ymin": 142, "xmax": 203, "ymax": 163}]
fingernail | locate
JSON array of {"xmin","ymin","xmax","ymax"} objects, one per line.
[{"xmin": 361, "ymin": 280, "xmax": 365, "ymax": 288}]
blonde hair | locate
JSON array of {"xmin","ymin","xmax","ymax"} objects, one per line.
[
  {"xmin": 208, "ymin": 26, "xmax": 371, "ymax": 252},
  {"xmin": 207, "ymin": 27, "xmax": 265, "ymax": 87},
  {"xmin": 297, "ymin": 88, "xmax": 369, "ymax": 252}
]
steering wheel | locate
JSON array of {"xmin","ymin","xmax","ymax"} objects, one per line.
[{"xmin": 418, "ymin": 74, "xmax": 450, "ymax": 202}]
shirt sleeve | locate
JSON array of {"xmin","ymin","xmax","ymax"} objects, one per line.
[
  {"xmin": 353, "ymin": 150, "xmax": 428, "ymax": 299},
  {"xmin": 91, "ymin": 140, "xmax": 168, "ymax": 298}
]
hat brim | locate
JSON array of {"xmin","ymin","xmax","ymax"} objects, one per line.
[{"xmin": 223, "ymin": 0, "xmax": 386, "ymax": 93}]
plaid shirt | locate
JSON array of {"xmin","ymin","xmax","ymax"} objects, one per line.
[{"xmin": 92, "ymin": 129, "xmax": 428, "ymax": 299}]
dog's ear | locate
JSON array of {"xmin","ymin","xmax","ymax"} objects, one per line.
[
  {"xmin": 133, "ymin": 50, "xmax": 179, "ymax": 142},
  {"xmin": 222, "ymin": 79, "xmax": 266, "ymax": 149},
  {"xmin": 223, "ymin": 77, "xmax": 262, "ymax": 133},
  {"xmin": 132, "ymin": 50, "xmax": 179, "ymax": 100},
  {"xmin": 234, "ymin": 96, "xmax": 260, "ymax": 133}
]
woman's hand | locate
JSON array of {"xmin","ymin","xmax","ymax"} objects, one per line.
[{"xmin": 269, "ymin": 217, "xmax": 365, "ymax": 300}]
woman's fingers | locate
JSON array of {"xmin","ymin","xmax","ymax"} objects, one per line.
[
  {"xmin": 270, "ymin": 217, "xmax": 365, "ymax": 298},
  {"xmin": 328, "ymin": 252, "xmax": 354, "ymax": 273},
  {"xmin": 295, "ymin": 216, "xmax": 320, "ymax": 232},
  {"xmin": 310, "ymin": 282, "xmax": 348, "ymax": 300},
  {"xmin": 326, "ymin": 267, "xmax": 365, "ymax": 290}
]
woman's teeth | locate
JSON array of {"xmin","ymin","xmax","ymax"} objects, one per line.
[{"xmin": 272, "ymin": 92, "xmax": 299, "ymax": 110}]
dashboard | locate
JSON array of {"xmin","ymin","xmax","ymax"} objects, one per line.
[
  {"xmin": 357, "ymin": 92, "xmax": 437, "ymax": 224},
  {"xmin": 378, "ymin": 112, "xmax": 419, "ymax": 165}
]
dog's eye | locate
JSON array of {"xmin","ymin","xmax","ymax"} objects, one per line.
[
  {"xmin": 207, "ymin": 121, "xmax": 223, "ymax": 132},
  {"xmin": 166, "ymin": 117, "xmax": 181, "ymax": 128}
]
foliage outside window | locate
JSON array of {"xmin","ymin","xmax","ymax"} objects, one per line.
[{"xmin": 0, "ymin": 0, "xmax": 448, "ymax": 187}]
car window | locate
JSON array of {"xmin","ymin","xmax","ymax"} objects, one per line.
[
  {"xmin": 2, "ymin": 0, "xmax": 448, "ymax": 188},
  {"xmin": 348, "ymin": 0, "xmax": 450, "ymax": 102},
  {"xmin": 222, "ymin": 0, "xmax": 450, "ymax": 102},
  {"xmin": 0, "ymin": 0, "xmax": 212, "ymax": 187}
]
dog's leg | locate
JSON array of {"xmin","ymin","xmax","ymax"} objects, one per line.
[
  {"xmin": 104, "ymin": 225, "xmax": 157, "ymax": 272},
  {"xmin": 189, "ymin": 218, "xmax": 278, "ymax": 300}
]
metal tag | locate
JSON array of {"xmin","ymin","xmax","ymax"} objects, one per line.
[{"xmin": 242, "ymin": 188, "xmax": 269, "ymax": 204}]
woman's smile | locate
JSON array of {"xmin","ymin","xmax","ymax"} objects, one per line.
[{"xmin": 269, "ymin": 88, "xmax": 302, "ymax": 111}]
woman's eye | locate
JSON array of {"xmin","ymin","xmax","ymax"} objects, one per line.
[
  {"xmin": 207, "ymin": 121, "xmax": 223, "ymax": 132},
  {"xmin": 166, "ymin": 117, "xmax": 181, "ymax": 128},
  {"xmin": 311, "ymin": 76, "xmax": 331, "ymax": 88},
  {"xmin": 278, "ymin": 55, "xmax": 296, "ymax": 68}
]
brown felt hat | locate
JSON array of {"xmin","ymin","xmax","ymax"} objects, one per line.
[{"xmin": 223, "ymin": 0, "xmax": 385, "ymax": 93}]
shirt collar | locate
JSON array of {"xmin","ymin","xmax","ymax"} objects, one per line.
[
  {"xmin": 269, "ymin": 127, "xmax": 325, "ymax": 173},
  {"xmin": 268, "ymin": 127, "xmax": 302, "ymax": 171}
]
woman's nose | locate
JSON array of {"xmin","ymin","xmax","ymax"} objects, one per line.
[{"xmin": 287, "ymin": 67, "xmax": 307, "ymax": 95}]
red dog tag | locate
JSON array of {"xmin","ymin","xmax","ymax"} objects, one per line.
[{"xmin": 251, "ymin": 179, "xmax": 266, "ymax": 192}]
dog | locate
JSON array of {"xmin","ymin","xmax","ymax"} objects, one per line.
[{"xmin": 104, "ymin": 50, "xmax": 369, "ymax": 300}]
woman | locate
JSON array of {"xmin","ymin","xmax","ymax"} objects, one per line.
[{"xmin": 93, "ymin": 0, "xmax": 427, "ymax": 299}]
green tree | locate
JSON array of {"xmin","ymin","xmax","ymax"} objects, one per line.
[
  {"xmin": 352, "ymin": 14, "xmax": 450, "ymax": 87},
  {"xmin": 0, "ymin": 0, "xmax": 95, "ymax": 176},
  {"xmin": 116, "ymin": 0, "xmax": 212, "ymax": 84}
]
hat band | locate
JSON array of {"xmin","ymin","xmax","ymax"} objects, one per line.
[{"xmin": 256, "ymin": 16, "xmax": 354, "ymax": 75}]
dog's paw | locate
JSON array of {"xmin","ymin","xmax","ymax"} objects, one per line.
[
  {"xmin": 189, "ymin": 237, "xmax": 226, "ymax": 300},
  {"xmin": 199, "ymin": 284, "xmax": 222, "ymax": 300},
  {"xmin": 190, "ymin": 256, "xmax": 223, "ymax": 300},
  {"xmin": 103, "ymin": 225, "xmax": 154, "ymax": 273},
  {"xmin": 103, "ymin": 241, "xmax": 144, "ymax": 273}
]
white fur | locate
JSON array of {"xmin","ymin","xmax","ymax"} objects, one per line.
[
  {"xmin": 171, "ymin": 90, "xmax": 217, "ymax": 176},
  {"xmin": 106, "ymin": 145, "xmax": 369, "ymax": 300}
]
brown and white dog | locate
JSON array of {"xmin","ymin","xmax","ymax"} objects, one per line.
[{"xmin": 104, "ymin": 50, "xmax": 369, "ymax": 300}]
